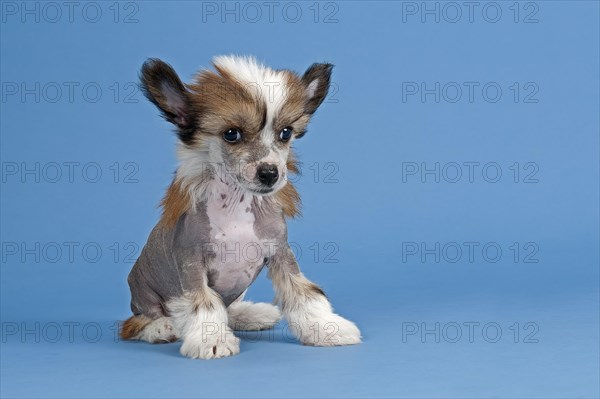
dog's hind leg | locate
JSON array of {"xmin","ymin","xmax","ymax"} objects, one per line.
[
  {"xmin": 227, "ymin": 301, "xmax": 282, "ymax": 331},
  {"xmin": 120, "ymin": 315, "xmax": 179, "ymax": 343}
]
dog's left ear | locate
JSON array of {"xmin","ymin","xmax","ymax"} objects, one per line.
[{"xmin": 301, "ymin": 63, "xmax": 333, "ymax": 115}]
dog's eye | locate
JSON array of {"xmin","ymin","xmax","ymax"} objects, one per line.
[
  {"xmin": 279, "ymin": 127, "xmax": 293, "ymax": 142},
  {"xmin": 223, "ymin": 128, "xmax": 242, "ymax": 143}
]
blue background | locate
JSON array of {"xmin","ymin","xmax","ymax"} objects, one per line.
[{"xmin": 1, "ymin": 1, "xmax": 599, "ymax": 398}]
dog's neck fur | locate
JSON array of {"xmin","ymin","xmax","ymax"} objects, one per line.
[
  {"xmin": 176, "ymin": 142, "xmax": 272, "ymax": 207},
  {"xmin": 159, "ymin": 143, "xmax": 299, "ymax": 229}
]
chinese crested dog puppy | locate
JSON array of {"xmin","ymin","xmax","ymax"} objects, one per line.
[{"xmin": 120, "ymin": 56, "xmax": 361, "ymax": 359}]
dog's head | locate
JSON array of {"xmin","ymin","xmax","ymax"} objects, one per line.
[{"xmin": 140, "ymin": 56, "xmax": 332, "ymax": 196}]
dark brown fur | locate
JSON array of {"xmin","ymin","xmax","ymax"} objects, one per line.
[
  {"xmin": 275, "ymin": 182, "xmax": 301, "ymax": 218},
  {"xmin": 189, "ymin": 68, "xmax": 267, "ymax": 139},
  {"xmin": 120, "ymin": 315, "xmax": 152, "ymax": 340}
]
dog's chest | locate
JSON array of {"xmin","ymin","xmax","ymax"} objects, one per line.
[{"xmin": 204, "ymin": 186, "xmax": 283, "ymax": 301}]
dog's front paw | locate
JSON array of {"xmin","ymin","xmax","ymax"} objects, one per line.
[
  {"xmin": 180, "ymin": 330, "xmax": 240, "ymax": 359},
  {"xmin": 295, "ymin": 314, "xmax": 361, "ymax": 346}
]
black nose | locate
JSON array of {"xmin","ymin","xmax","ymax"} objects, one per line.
[{"xmin": 257, "ymin": 164, "xmax": 279, "ymax": 187}]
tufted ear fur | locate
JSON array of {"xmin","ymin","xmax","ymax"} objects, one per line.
[
  {"xmin": 140, "ymin": 58, "xmax": 196, "ymax": 143},
  {"xmin": 301, "ymin": 63, "xmax": 333, "ymax": 115}
]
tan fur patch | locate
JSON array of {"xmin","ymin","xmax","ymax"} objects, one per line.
[
  {"xmin": 188, "ymin": 69, "xmax": 266, "ymax": 138},
  {"xmin": 159, "ymin": 179, "xmax": 191, "ymax": 228},
  {"xmin": 275, "ymin": 182, "xmax": 301, "ymax": 218},
  {"xmin": 276, "ymin": 149, "xmax": 301, "ymax": 218},
  {"xmin": 120, "ymin": 315, "xmax": 152, "ymax": 340},
  {"xmin": 286, "ymin": 149, "xmax": 300, "ymax": 174}
]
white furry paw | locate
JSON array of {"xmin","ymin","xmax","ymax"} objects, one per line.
[
  {"xmin": 180, "ymin": 329, "xmax": 240, "ymax": 359},
  {"xmin": 228, "ymin": 301, "xmax": 282, "ymax": 331},
  {"xmin": 293, "ymin": 313, "xmax": 362, "ymax": 346}
]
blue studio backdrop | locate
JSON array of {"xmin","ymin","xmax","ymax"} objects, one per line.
[{"xmin": 1, "ymin": 1, "xmax": 599, "ymax": 398}]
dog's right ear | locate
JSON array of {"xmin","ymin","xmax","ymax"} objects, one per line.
[{"xmin": 140, "ymin": 59, "xmax": 196, "ymax": 142}]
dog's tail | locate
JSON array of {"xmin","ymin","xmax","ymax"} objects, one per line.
[{"xmin": 120, "ymin": 315, "xmax": 152, "ymax": 340}]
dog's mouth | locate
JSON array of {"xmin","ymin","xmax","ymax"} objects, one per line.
[
  {"xmin": 238, "ymin": 176, "xmax": 286, "ymax": 196},
  {"xmin": 231, "ymin": 176, "xmax": 279, "ymax": 196},
  {"xmin": 249, "ymin": 187, "xmax": 275, "ymax": 195}
]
